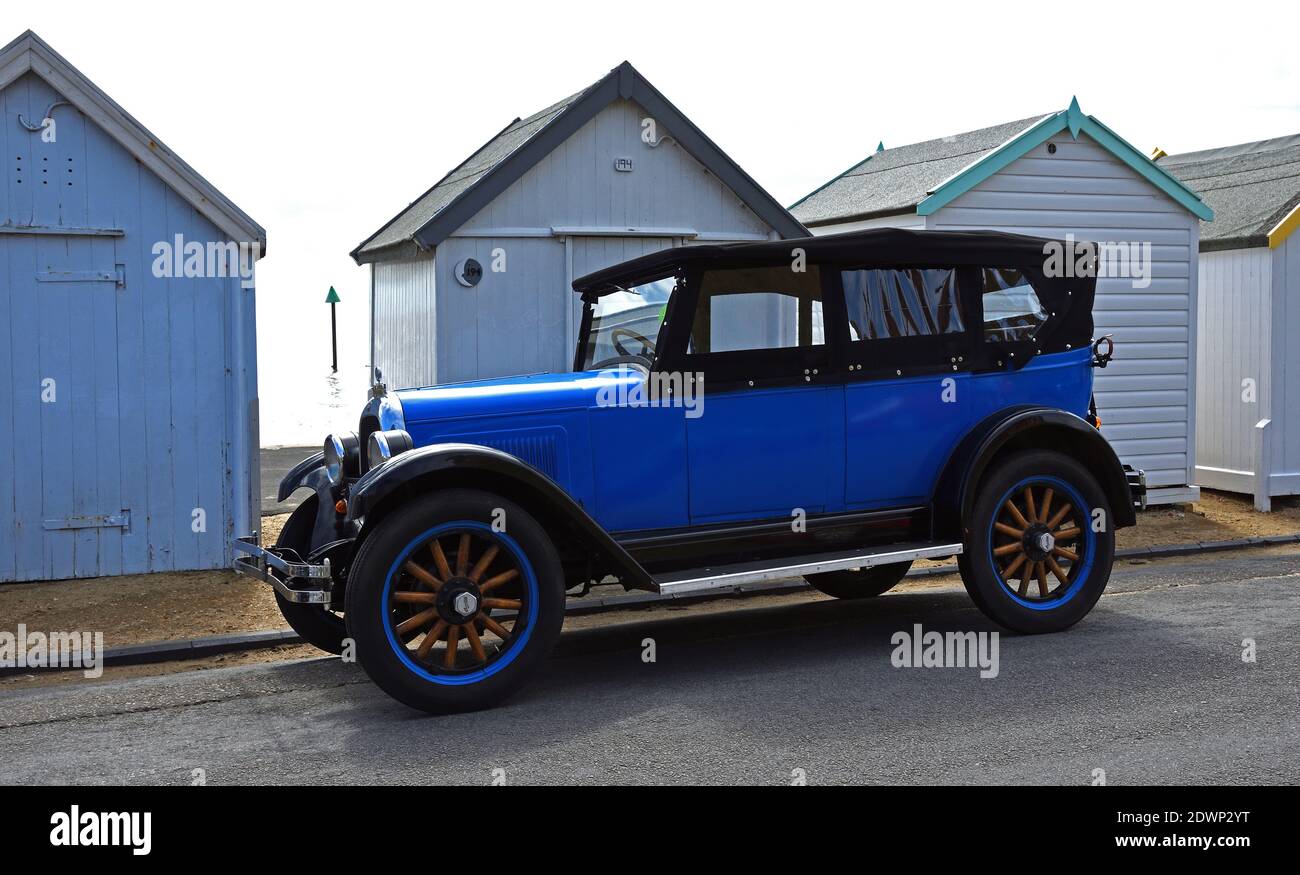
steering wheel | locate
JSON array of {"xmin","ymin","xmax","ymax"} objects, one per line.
[
  {"xmin": 589, "ymin": 354, "xmax": 652, "ymax": 373},
  {"xmin": 611, "ymin": 327, "xmax": 656, "ymax": 360}
]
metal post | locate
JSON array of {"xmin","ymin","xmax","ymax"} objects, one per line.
[{"xmin": 1254, "ymin": 418, "xmax": 1272, "ymax": 513}]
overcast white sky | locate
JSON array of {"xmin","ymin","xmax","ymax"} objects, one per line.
[{"xmin": 18, "ymin": 0, "xmax": 1300, "ymax": 443}]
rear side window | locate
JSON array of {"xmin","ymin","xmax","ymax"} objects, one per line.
[
  {"xmin": 841, "ymin": 268, "xmax": 964, "ymax": 341},
  {"xmin": 982, "ymin": 268, "xmax": 1048, "ymax": 342}
]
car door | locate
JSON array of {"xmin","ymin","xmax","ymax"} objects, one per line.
[
  {"xmin": 669, "ymin": 263, "xmax": 842, "ymax": 525},
  {"xmin": 836, "ymin": 265, "xmax": 979, "ymax": 509}
]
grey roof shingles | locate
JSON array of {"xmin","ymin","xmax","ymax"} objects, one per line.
[
  {"xmin": 355, "ymin": 88, "xmax": 590, "ymax": 257},
  {"xmin": 790, "ymin": 114, "xmax": 1049, "ymax": 226},
  {"xmin": 1160, "ymin": 134, "xmax": 1300, "ymax": 248}
]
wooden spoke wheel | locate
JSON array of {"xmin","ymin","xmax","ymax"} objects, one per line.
[
  {"xmin": 346, "ymin": 489, "xmax": 565, "ymax": 714},
  {"xmin": 959, "ymin": 451, "xmax": 1114, "ymax": 635},
  {"xmin": 386, "ymin": 528, "xmax": 530, "ymax": 674},
  {"xmin": 990, "ymin": 480, "xmax": 1085, "ymax": 602}
]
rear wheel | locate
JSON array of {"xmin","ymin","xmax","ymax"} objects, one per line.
[
  {"xmin": 959, "ymin": 450, "xmax": 1114, "ymax": 633},
  {"xmin": 273, "ymin": 495, "xmax": 347, "ymax": 655},
  {"xmin": 345, "ymin": 489, "xmax": 564, "ymax": 714},
  {"xmin": 806, "ymin": 562, "xmax": 911, "ymax": 599}
]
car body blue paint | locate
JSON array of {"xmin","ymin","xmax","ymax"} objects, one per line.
[
  {"xmin": 969, "ymin": 347, "xmax": 1093, "ymax": 423},
  {"xmin": 685, "ymin": 386, "xmax": 841, "ymax": 523},
  {"xmin": 387, "ymin": 347, "xmax": 1095, "ymax": 535},
  {"xmin": 844, "ymin": 373, "xmax": 974, "ymax": 509},
  {"xmin": 381, "ymin": 521, "xmax": 539, "ymax": 685}
]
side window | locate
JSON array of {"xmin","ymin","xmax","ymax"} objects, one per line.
[
  {"xmin": 688, "ymin": 266, "xmax": 824, "ymax": 354},
  {"xmin": 982, "ymin": 268, "xmax": 1048, "ymax": 342},
  {"xmin": 841, "ymin": 268, "xmax": 964, "ymax": 341}
]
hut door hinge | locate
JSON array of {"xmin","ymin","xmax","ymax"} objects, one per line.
[
  {"xmin": 36, "ymin": 269, "xmax": 117, "ymax": 284},
  {"xmin": 44, "ymin": 511, "xmax": 131, "ymax": 531}
]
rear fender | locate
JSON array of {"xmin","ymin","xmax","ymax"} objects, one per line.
[{"xmin": 931, "ymin": 407, "xmax": 1136, "ymax": 541}]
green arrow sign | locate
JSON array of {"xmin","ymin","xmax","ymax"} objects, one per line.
[{"xmin": 325, "ymin": 286, "xmax": 341, "ymax": 304}]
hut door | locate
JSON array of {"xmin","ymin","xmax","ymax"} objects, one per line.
[{"xmin": 20, "ymin": 239, "xmax": 130, "ymax": 580}]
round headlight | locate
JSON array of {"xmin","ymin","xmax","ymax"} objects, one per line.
[
  {"xmin": 366, "ymin": 431, "xmax": 391, "ymax": 471},
  {"xmin": 323, "ymin": 432, "xmax": 359, "ymax": 485},
  {"xmin": 367, "ymin": 429, "xmax": 413, "ymax": 471}
]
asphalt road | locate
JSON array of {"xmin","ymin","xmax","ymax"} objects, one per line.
[
  {"xmin": 3, "ymin": 549, "xmax": 1298, "ymax": 785},
  {"xmin": 260, "ymin": 445, "xmax": 316, "ymax": 516}
]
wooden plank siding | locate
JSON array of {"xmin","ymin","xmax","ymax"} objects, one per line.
[
  {"xmin": 1274, "ymin": 234, "xmax": 1300, "ymax": 489},
  {"xmin": 1194, "ymin": 248, "xmax": 1271, "ymax": 489},
  {"xmin": 0, "ymin": 71, "xmax": 253, "ymax": 581},
  {"xmin": 927, "ymin": 131, "xmax": 1202, "ymax": 495}
]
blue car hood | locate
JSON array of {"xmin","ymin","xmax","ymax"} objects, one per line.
[{"xmin": 395, "ymin": 370, "xmax": 640, "ymax": 424}]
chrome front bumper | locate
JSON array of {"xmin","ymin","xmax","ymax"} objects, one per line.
[{"xmin": 232, "ymin": 536, "xmax": 334, "ymax": 605}]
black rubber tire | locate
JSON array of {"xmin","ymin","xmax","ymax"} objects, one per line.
[
  {"xmin": 344, "ymin": 489, "xmax": 565, "ymax": 715},
  {"xmin": 273, "ymin": 495, "xmax": 348, "ymax": 655},
  {"xmin": 958, "ymin": 449, "xmax": 1115, "ymax": 634},
  {"xmin": 806, "ymin": 561, "xmax": 912, "ymax": 599}
]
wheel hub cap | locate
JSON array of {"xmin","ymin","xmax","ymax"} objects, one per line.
[
  {"xmin": 452, "ymin": 591, "xmax": 479, "ymax": 619},
  {"xmin": 436, "ymin": 577, "xmax": 483, "ymax": 624},
  {"xmin": 1022, "ymin": 523, "xmax": 1055, "ymax": 562}
]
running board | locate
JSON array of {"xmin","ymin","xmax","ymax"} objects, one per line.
[{"xmin": 652, "ymin": 542, "xmax": 963, "ymax": 596}]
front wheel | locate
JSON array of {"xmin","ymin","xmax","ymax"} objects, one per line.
[
  {"xmin": 345, "ymin": 489, "xmax": 564, "ymax": 714},
  {"xmin": 959, "ymin": 450, "xmax": 1115, "ymax": 634}
]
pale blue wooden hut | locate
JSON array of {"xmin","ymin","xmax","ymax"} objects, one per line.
[
  {"xmin": 354, "ymin": 61, "xmax": 807, "ymax": 389},
  {"xmin": 0, "ymin": 31, "xmax": 265, "ymax": 581}
]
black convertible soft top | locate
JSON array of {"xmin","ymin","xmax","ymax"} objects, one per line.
[
  {"xmin": 572, "ymin": 227, "xmax": 1098, "ymax": 365},
  {"xmin": 572, "ymin": 228, "xmax": 1082, "ymax": 295}
]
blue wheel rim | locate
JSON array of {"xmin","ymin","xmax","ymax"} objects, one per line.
[
  {"xmin": 381, "ymin": 521, "xmax": 539, "ymax": 686},
  {"xmin": 987, "ymin": 475, "xmax": 1095, "ymax": 611}
]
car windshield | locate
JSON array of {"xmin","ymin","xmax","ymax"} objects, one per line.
[{"xmin": 579, "ymin": 275, "xmax": 675, "ymax": 369}]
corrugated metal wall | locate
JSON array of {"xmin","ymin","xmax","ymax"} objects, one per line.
[
  {"xmin": 0, "ymin": 71, "xmax": 254, "ymax": 582},
  {"xmin": 929, "ymin": 131, "xmax": 1202, "ymax": 501},
  {"xmin": 372, "ymin": 98, "xmax": 777, "ymax": 389},
  {"xmin": 373, "ymin": 254, "xmax": 437, "ymax": 388},
  {"xmin": 1194, "ymin": 248, "xmax": 1271, "ymax": 489}
]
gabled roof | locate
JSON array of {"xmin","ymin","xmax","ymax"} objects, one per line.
[
  {"xmin": 0, "ymin": 30, "xmax": 266, "ymax": 253},
  {"xmin": 352, "ymin": 61, "xmax": 807, "ymax": 264},
  {"xmin": 793, "ymin": 99, "xmax": 1214, "ymax": 227},
  {"xmin": 1160, "ymin": 134, "xmax": 1300, "ymax": 250},
  {"xmin": 791, "ymin": 115, "xmax": 1047, "ymax": 225}
]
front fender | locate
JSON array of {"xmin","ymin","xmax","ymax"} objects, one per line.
[
  {"xmin": 348, "ymin": 443, "xmax": 654, "ymax": 590},
  {"xmin": 931, "ymin": 407, "xmax": 1136, "ymax": 541},
  {"xmin": 278, "ymin": 451, "xmax": 326, "ymax": 502},
  {"xmin": 275, "ymin": 451, "xmax": 348, "ymax": 553}
]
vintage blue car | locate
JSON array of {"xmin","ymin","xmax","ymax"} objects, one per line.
[{"xmin": 234, "ymin": 229, "xmax": 1144, "ymax": 714}]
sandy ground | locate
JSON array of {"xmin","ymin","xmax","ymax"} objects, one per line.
[{"xmin": 1, "ymin": 489, "xmax": 1296, "ymax": 663}]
